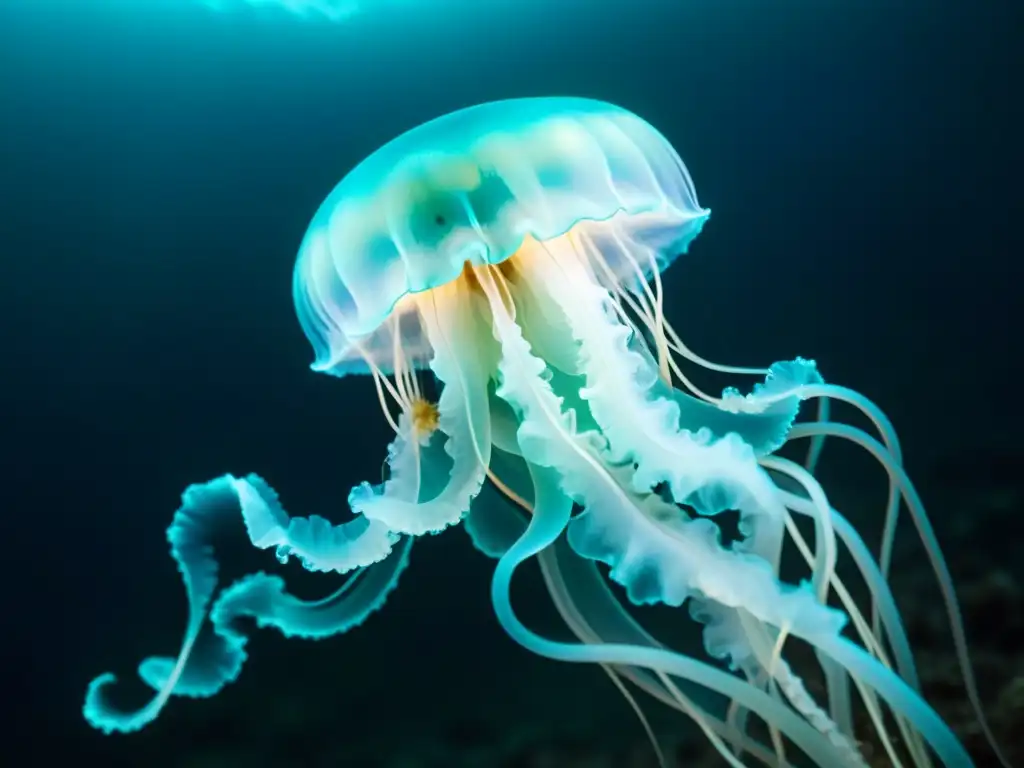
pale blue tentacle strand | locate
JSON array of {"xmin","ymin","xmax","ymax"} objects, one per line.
[
  {"xmin": 479, "ymin": 264, "xmax": 973, "ymax": 768},
  {"xmin": 537, "ymin": 534, "xmax": 790, "ymax": 765},
  {"xmin": 490, "ymin": 462, "xmax": 859, "ymax": 768},
  {"xmin": 788, "ymin": 420, "xmax": 1008, "ymax": 768},
  {"xmin": 84, "ymin": 474, "xmax": 412, "ymax": 734},
  {"xmin": 350, "ymin": 285, "xmax": 493, "ymax": 536},
  {"xmin": 477, "ymin": 268, "xmax": 865, "ymax": 766},
  {"xmin": 84, "ymin": 476, "xmax": 239, "ymax": 734}
]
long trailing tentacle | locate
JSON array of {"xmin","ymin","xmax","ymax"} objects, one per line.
[
  {"xmin": 480, "ymin": 256, "xmax": 974, "ymax": 767},
  {"xmin": 489, "ymin": 459, "xmax": 858, "ymax": 767},
  {"xmin": 787, "ymin": 420, "xmax": 1010, "ymax": 768},
  {"xmin": 476, "ymin": 265, "xmax": 877, "ymax": 767},
  {"xmin": 524, "ymin": 240, "xmax": 859, "ymax": 753},
  {"xmin": 471, "ymin": 378, "xmax": 824, "ymax": 766},
  {"xmin": 536, "ymin": 536, "xmax": 787, "ymax": 767},
  {"xmin": 512, "ymin": 238, "xmax": 865, "ymax": 760},
  {"xmin": 84, "ymin": 475, "xmax": 411, "ymax": 734},
  {"xmin": 470, "ymin": 442, "xmax": 812, "ymax": 767}
]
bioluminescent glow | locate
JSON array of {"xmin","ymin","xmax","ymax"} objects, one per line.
[
  {"xmin": 200, "ymin": 0, "xmax": 360, "ymax": 21},
  {"xmin": 84, "ymin": 98, "xmax": 1006, "ymax": 768}
]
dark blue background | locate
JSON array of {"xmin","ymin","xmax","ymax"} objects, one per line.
[{"xmin": 1, "ymin": 0, "xmax": 1020, "ymax": 764}]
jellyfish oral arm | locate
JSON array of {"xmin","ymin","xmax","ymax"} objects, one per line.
[
  {"xmin": 234, "ymin": 475, "xmax": 397, "ymax": 573},
  {"xmin": 482, "ymin": 426, "xmax": 861, "ymax": 766},
  {"xmin": 474, "ymin": 255, "xmax": 973, "ymax": 768},
  {"xmin": 350, "ymin": 279, "xmax": 493, "ymax": 536},
  {"xmin": 83, "ymin": 476, "xmax": 413, "ymax": 735},
  {"xmin": 470, "ymin": 266, "xmax": 868, "ymax": 766}
]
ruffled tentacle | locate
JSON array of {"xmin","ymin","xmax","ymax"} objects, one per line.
[
  {"xmin": 350, "ymin": 283, "xmax": 493, "ymax": 535},
  {"xmin": 84, "ymin": 475, "xmax": 411, "ymax": 734},
  {"xmin": 238, "ymin": 474, "xmax": 397, "ymax": 573},
  {"xmin": 524, "ymin": 246, "xmax": 794, "ymax": 563},
  {"xmin": 478, "ymin": 265, "xmax": 971, "ymax": 768},
  {"xmin": 487, "ymin": 455, "xmax": 856, "ymax": 767}
]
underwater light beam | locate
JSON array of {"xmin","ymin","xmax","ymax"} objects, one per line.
[{"xmin": 200, "ymin": 0, "xmax": 361, "ymax": 21}]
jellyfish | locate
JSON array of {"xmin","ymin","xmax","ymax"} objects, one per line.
[{"xmin": 84, "ymin": 98, "xmax": 1005, "ymax": 768}]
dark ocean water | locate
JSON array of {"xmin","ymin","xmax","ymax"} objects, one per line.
[{"xmin": 1, "ymin": 1, "xmax": 1021, "ymax": 766}]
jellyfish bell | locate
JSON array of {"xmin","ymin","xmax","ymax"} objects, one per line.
[
  {"xmin": 292, "ymin": 97, "xmax": 718, "ymax": 547},
  {"xmin": 292, "ymin": 97, "xmax": 711, "ymax": 378}
]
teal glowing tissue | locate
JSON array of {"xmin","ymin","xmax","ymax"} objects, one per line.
[{"xmin": 85, "ymin": 98, "xmax": 999, "ymax": 768}]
